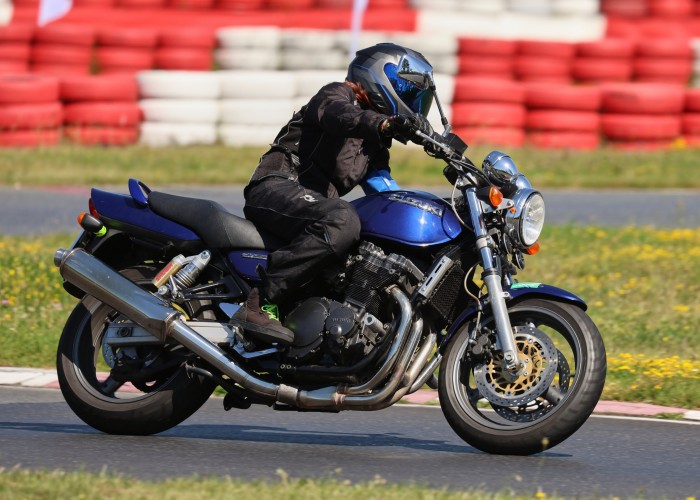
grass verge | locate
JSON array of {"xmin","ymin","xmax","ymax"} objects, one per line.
[
  {"xmin": 2, "ymin": 143, "xmax": 700, "ymax": 189},
  {"xmin": 0, "ymin": 468, "xmax": 576, "ymax": 500},
  {"xmin": 1, "ymin": 228, "xmax": 698, "ymax": 409}
]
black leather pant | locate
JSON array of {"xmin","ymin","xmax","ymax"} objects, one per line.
[{"xmin": 243, "ymin": 176, "xmax": 361, "ymax": 304}]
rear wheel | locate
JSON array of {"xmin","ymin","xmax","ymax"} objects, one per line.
[
  {"xmin": 439, "ymin": 299, "xmax": 606, "ymax": 455},
  {"xmin": 56, "ymin": 267, "xmax": 216, "ymax": 435}
]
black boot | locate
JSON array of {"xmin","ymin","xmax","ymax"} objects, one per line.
[{"xmin": 230, "ymin": 288, "xmax": 295, "ymax": 346}]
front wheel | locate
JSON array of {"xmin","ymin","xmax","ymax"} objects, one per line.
[
  {"xmin": 439, "ymin": 298, "xmax": 606, "ymax": 455},
  {"xmin": 56, "ymin": 267, "xmax": 216, "ymax": 435}
]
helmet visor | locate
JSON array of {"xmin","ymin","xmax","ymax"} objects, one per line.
[{"xmin": 384, "ymin": 60, "xmax": 433, "ymax": 116}]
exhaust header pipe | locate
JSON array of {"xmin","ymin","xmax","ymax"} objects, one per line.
[{"xmin": 55, "ymin": 248, "xmax": 422, "ymax": 411}]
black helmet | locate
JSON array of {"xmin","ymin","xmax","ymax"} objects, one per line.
[{"xmin": 347, "ymin": 43, "xmax": 434, "ymax": 118}]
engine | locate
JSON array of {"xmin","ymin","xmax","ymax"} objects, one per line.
[{"xmin": 281, "ymin": 242, "xmax": 422, "ymax": 365}]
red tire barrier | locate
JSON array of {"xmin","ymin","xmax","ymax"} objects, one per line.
[
  {"xmin": 0, "ymin": 74, "xmax": 59, "ymax": 103},
  {"xmin": 60, "ymin": 75, "xmax": 139, "ymax": 102},
  {"xmin": 681, "ymin": 113, "xmax": 700, "ymax": 135},
  {"xmin": 97, "ymin": 28, "xmax": 158, "ymax": 48},
  {"xmin": 572, "ymin": 58, "xmax": 633, "ymax": 83},
  {"xmin": 117, "ymin": 0, "xmax": 167, "ymax": 7},
  {"xmin": 525, "ymin": 83, "xmax": 601, "ymax": 111},
  {"xmin": 0, "ymin": 44, "xmax": 31, "ymax": 61},
  {"xmin": 0, "ymin": 102, "xmax": 62, "ymax": 129},
  {"xmin": 453, "ymin": 126, "xmax": 525, "ymax": 147},
  {"xmin": 0, "ymin": 61, "xmax": 29, "ymax": 73},
  {"xmin": 168, "ymin": 0, "xmax": 215, "ymax": 8},
  {"xmin": 0, "ymin": 25, "xmax": 34, "ymax": 43},
  {"xmin": 63, "ymin": 102, "xmax": 142, "ymax": 126},
  {"xmin": 453, "ymin": 77, "xmax": 524, "ymax": 104},
  {"xmin": 217, "ymin": 0, "xmax": 266, "ymax": 9},
  {"xmin": 576, "ymin": 39, "xmax": 634, "ymax": 59},
  {"xmin": 31, "ymin": 64, "xmax": 90, "ymax": 76},
  {"xmin": 64, "ymin": 125, "xmax": 139, "ymax": 146},
  {"xmin": 0, "ymin": 129, "xmax": 60, "ymax": 147},
  {"xmin": 635, "ymin": 38, "xmax": 692, "ymax": 58},
  {"xmin": 528, "ymin": 131, "xmax": 600, "ymax": 150},
  {"xmin": 154, "ymin": 48, "xmax": 212, "ymax": 71},
  {"xmin": 602, "ymin": 114, "xmax": 681, "ymax": 140},
  {"xmin": 600, "ymin": 0, "xmax": 647, "ymax": 17},
  {"xmin": 33, "ymin": 24, "xmax": 95, "ymax": 46},
  {"xmin": 685, "ymin": 88, "xmax": 700, "ymax": 112},
  {"xmin": 526, "ymin": 110, "xmax": 600, "ymax": 132},
  {"xmin": 451, "ymin": 102, "xmax": 526, "ymax": 128},
  {"xmin": 633, "ymin": 58, "xmax": 692, "ymax": 84},
  {"xmin": 458, "ymin": 55, "xmax": 513, "ymax": 78},
  {"xmin": 517, "ymin": 40, "xmax": 576, "ymax": 59},
  {"xmin": 648, "ymin": 0, "xmax": 693, "ymax": 18},
  {"xmin": 95, "ymin": 47, "xmax": 154, "ymax": 72},
  {"xmin": 601, "ymin": 83, "xmax": 685, "ymax": 114},
  {"xmin": 31, "ymin": 45, "xmax": 92, "ymax": 65},
  {"xmin": 158, "ymin": 28, "xmax": 216, "ymax": 49},
  {"xmin": 267, "ymin": 0, "xmax": 316, "ymax": 8},
  {"xmin": 458, "ymin": 38, "xmax": 516, "ymax": 56},
  {"xmin": 513, "ymin": 56, "xmax": 571, "ymax": 81}
]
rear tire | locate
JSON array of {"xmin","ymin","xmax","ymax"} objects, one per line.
[{"xmin": 56, "ymin": 267, "xmax": 216, "ymax": 435}]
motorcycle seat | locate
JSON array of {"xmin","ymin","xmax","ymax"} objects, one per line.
[{"xmin": 148, "ymin": 191, "xmax": 284, "ymax": 250}]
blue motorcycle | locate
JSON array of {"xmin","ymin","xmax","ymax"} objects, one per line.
[{"xmin": 54, "ymin": 124, "xmax": 606, "ymax": 456}]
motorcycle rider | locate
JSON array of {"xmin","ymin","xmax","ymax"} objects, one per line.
[{"xmin": 232, "ymin": 43, "xmax": 436, "ymax": 345}]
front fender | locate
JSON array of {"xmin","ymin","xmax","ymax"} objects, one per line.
[{"xmin": 439, "ymin": 282, "xmax": 587, "ymax": 353}]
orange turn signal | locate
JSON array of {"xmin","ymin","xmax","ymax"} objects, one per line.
[
  {"xmin": 488, "ymin": 186, "xmax": 503, "ymax": 207},
  {"xmin": 525, "ymin": 242, "xmax": 540, "ymax": 255},
  {"xmin": 77, "ymin": 212, "xmax": 87, "ymax": 225}
]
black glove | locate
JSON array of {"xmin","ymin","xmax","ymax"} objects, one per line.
[{"xmin": 380, "ymin": 114, "xmax": 433, "ymax": 144}]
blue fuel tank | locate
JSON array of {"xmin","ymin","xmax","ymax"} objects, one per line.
[{"xmin": 351, "ymin": 191, "xmax": 462, "ymax": 247}]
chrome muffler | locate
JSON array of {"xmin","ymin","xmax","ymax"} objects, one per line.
[{"xmin": 55, "ymin": 248, "xmax": 419, "ymax": 410}]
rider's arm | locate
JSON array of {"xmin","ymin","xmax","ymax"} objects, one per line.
[{"xmin": 305, "ymin": 83, "xmax": 387, "ymax": 141}]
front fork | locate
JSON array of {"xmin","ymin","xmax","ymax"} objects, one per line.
[{"xmin": 464, "ymin": 187, "xmax": 521, "ymax": 371}]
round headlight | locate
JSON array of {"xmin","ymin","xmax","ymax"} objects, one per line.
[{"xmin": 507, "ymin": 190, "xmax": 545, "ymax": 248}]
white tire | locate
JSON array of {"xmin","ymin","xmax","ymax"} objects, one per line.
[
  {"xmin": 460, "ymin": 0, "xmax": 506, "ymax": 13},
  {"xmin": 140, "ymin": 122, "xmax": 218, "ymax": 147},
  {"xmin": 219, "ymin": 71, "xmax": 296, "ymax": 99},
  {"xmin": 506, "ymin": 0, "xmax": 552, "ymax": 16},
  {"xmin": 294, "ymin": 70, "xmax": 346, "ymax": 98},
  {"xmin": 217, "ymin": 27, "xmax": 281, "ymax": 50},
  {"xmin": 433, "ymin": 73, "xmax": 455, "ymax": 104},
  {"xmin": 390, "ymin": 33, "xmax": 458, "ymax": 56},
  {"xmin": 282, "ymin": 29, "xmax": 337, "ymax": 51},
  {"xmin": 139, "ymin": 99, "xmax": 220, "ymax": 124},
  {"xmin": 136, "ymin": 70, "xmax": 221, "ymax": 99},
  {"xmin": 219, "ymin": 124, "xmax": 281, "ymax": 146},
  {"xmin": 280, "ymin": 48, "xmax": 346, "ymax": 70},
  {"xmin": 0, "ymin": 3, "xmax": 12, "ymax": 25},
  {"xmin": 214, "ymin": 48, "xmax": 280, "ymax": 71},
  {"xmin": 220, "ymin": 98, "xmax": 295, "ymax": 126},
  {"xmin": 551, "ymin": 0, "xmax": 599, "ymax": 16}
]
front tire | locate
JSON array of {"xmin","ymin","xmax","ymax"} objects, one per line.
[
  {"xmin": 439, "ymin": 299, "xmax": 606, "ymax": 455},
  {"xmin": 56, "ymin": 267, "xmax": 216, "ymax": 435}
]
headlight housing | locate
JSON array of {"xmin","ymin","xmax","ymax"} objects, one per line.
[{"xmin": 506, "ymin": 189, "xmax": 545, "ymax": 248}]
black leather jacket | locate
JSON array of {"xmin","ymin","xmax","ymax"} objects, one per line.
[{"xmin": 249, "ymin": 82, "xmax": 392, "ymax": 198}]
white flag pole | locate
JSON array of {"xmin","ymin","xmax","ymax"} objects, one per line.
[
  {"xmin": 349, "ymin": 0, "xmax": 369, "ymax": 60},
  {"xmin": 38, "ymin": 0, "xmax": 73, "ymax": 26}
]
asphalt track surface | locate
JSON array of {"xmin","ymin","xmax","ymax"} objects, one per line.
[
  {"xmin": 2, "ymin": 185, "xmax": 700, "ymax": 235},
  {"xmin": 1, "ymin": 387, "xmax": 699, "ymax": 497}
]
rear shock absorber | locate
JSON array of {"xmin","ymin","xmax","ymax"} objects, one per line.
[{"xmin": 173, "ymin": 250, "xmax": 211, "ymax": 288}]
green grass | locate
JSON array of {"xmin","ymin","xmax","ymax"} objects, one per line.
[
  {"xmin": 1, "ymin": 228, "xmax": 698, "ymax": 409},
  {"xmin": 0, "ymin": 468, "xmax": 595, "ymax": 500},
  {"xmin": 2, "ymin": 143, "xmax": 700, "ymax": 189}
]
